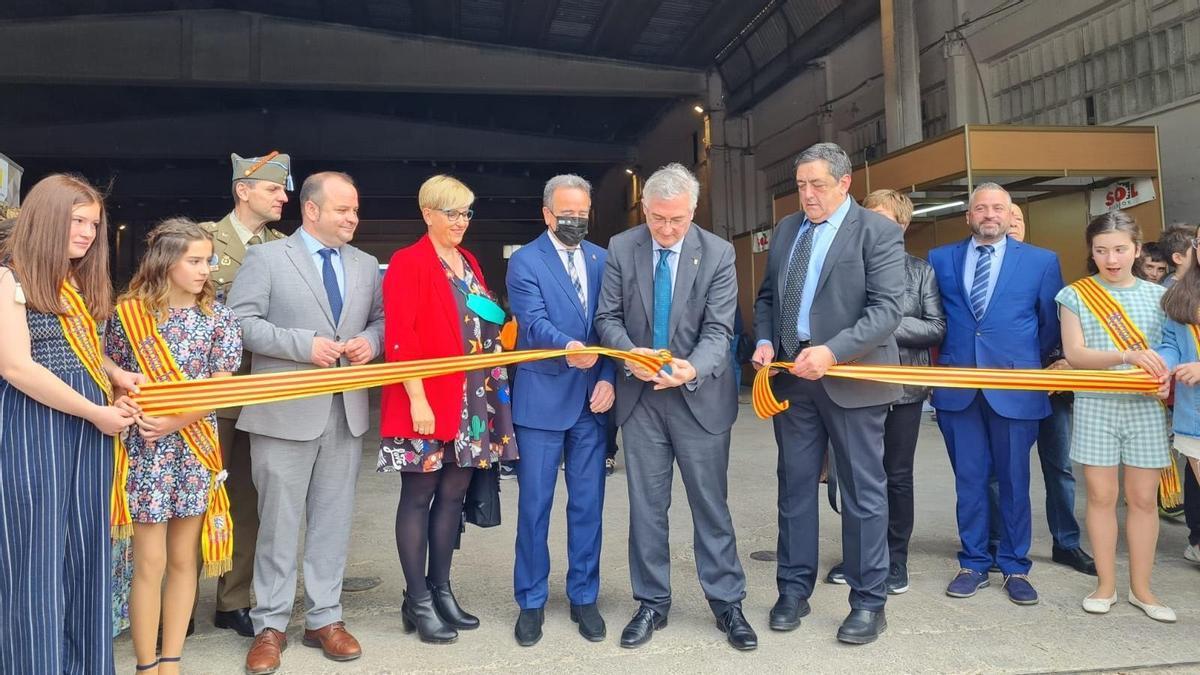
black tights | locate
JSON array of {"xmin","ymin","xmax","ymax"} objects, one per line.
[{"xmin": 395, "ymin": 463, "xmax": 475, "ymax": 599}]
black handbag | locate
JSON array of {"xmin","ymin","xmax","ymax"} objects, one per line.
[{"xmin": 463, "ymin": 463, "xmax": 502, "ymax": 528}]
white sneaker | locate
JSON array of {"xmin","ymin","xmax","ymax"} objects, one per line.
[
  {"xmin": 1185, "ymin": 544, "xmax": 1200, "ymax": 565},
  {"xmin": 1128, "ymin": 590, "xmax": 1177, "ymax": 623},
  {"xmin": 1082, "ymin": 592, "xmax": 1116, "ymax": 614}
]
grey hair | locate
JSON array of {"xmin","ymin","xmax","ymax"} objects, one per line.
[
  {"xmin": 299, "ymin": 171, "xmax": 356, "ymax": 209},
  {"xmin": 542, "ymin": 174, "xmax": 593, "ymax": 210},
  {"xmin": 642, "ymin": 163, "xmax": 700, "ymax": 210},
  {"xmin": 969, "ymin": 181, "xmax": 1011, "ymax": 208},
  {"xmin": 232, "ymin": 178, "xmax": 259, "ymax": 201},
  {"xmin": 793, "ymin": 142, "xmax": 852, "ymax": 180}
]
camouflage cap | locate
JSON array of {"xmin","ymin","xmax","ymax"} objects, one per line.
[{"xmin": 231, "ymin": 152, "xmax": 293, "ymax": 190}]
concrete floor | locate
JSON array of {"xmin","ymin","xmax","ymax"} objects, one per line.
[{"xmin": 115, "ymin": 398, "xmax": 1200, "ymax": 674}]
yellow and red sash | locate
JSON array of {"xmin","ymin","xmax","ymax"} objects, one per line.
[
  {"xmin": 1071, "ymin": 276, "xmax": 1149, "ymax": 352},
  {"xmin": 57, "ymin": 283, "xmax": 131, "ymax": 539},
  {"xmin": 116, "ymin": 299, "xmax": 233, "ymax": 577}
]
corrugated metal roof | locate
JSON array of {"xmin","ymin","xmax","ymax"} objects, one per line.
[
  {"xmin": 630, "ymin": 0, "xmax": 717, "ymax": 60},
  {"xmin": 459, "ymin": 0, "xmax": 507, "ymax": 41},
  {"xmin": 546, "ymin": 0, "xmax": 608, "ymax": 50}
]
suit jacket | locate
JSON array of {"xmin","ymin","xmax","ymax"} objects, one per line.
[
  {"xmin": 594, "ymin": 224, "xmax": 738, "ymax": 435},
  {"xmin": 928, "ymin": 235, "xmax": 1063, "ymax": 420},
  {"xmin": 379, "ymin": 235, "xmax": 490, "ymax": 440},
  {"xmin": 507, "ymin": 232, "xmax": 615, "ymax": 431},
  {"xmin": 226, "ymin": 229, "xmax": 384, "ymax": 441},
  {"xmin": 754, "ymin": 201, "xmax": 905, "ymax": 409}
]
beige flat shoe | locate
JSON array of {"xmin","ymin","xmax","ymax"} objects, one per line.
[
  {"xmin": 1082, "ymin": 592, "xmax": 1117, "ymax": 614},
  {"xmin": 1128, "ymin": 590, "xmax": 1177, "ymax": 623}
]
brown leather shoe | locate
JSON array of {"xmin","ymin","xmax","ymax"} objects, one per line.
[
  {"xmin": 302, "ymin": 621, "xmax": 362, "ymax": 662},
  {"xmin": 245, "ymin": 628, "xmax": 287, "ymax": 675}
]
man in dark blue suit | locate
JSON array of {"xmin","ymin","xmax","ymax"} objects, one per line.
[
  {"xmin": 507, "ymin": 174, "xmax": 615, "ymax": 647},
  {"xmin": 928, "ymin": 182, "xmax": 1064, "ymax": 605}
]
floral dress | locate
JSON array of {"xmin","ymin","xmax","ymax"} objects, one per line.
[
  {"xmin": 378, "ymin": 256, "xmax": 518, "ymax": 473},
  {"xmin": 103, "ymin": 303, "xmax": 242, "ymax": 522}
]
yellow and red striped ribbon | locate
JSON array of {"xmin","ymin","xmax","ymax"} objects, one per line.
[
  {"xmin": 135, "ymin": 347, "xmax": 670, "ymax": 416},
  {"xmin": 1072, "ymin": 276, "xmax": 1149, "ymax": 351},
  {"xmin": 752, "ymin": 362, "xmax": 1159, "ymax": 420},
  {"xmin": 116, "ymin": 298, "xmax": 234, "ymax": 577}
]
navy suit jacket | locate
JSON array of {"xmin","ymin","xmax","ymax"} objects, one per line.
[
  {"xmin": 507, "ymin": 231, "xmax": 615, "ymax": 432},
  {"xmin": 928, "ymin": 236, "xmax": 1063, "ymax": 420}
]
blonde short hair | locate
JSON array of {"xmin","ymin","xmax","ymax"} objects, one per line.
[
  {"xmin": 419, "ymin": 175, "xmax": 475, "ymax": 211},
  {"xmin": 863, "ymin": 189, "xmax": 914, "ymax": 227}
]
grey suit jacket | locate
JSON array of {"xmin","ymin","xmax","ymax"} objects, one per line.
[
  {"xmin": 754, "ymin": 199, "xmax": 905, "ymax": 409},
  {"xmin": 227, "ymin": 229, "xmax": 384, "ymax": 441},
  {"xmin": 595, "ymin": 224, "xmax": 738, "ymax": 435}
]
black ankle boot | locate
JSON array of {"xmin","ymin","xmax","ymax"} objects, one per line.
[
  {"xmin": 402, "ymin": 590, "xmax": 458, "ymax": 644},
  {"xmin": 428, "ymin": 579, "xmax": 480, "ymax": 630}
]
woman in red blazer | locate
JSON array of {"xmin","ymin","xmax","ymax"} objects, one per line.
[{"xmin": 379, "ymin": 175, "xmax": 517, "ymax": 644}]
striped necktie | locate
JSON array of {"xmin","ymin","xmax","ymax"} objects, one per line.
[
  {"xmin": 970, "ymin": 244, "xmax": 994, "ymax": 320},
  {"xmin": 565, "ymin": 249, "xmax": 585, "ymax": 309}
]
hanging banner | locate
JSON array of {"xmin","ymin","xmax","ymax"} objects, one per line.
[
  {"xmin": 1089, "ymin": 178, "xmax": 1156, "ymax": 216},
  {"xmin": 751, "ymin": 228, "xmax": 771, "ymax": 253}
]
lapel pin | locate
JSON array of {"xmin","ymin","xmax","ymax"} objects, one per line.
[{"xmin": 693, "ymin": 258, "xmax": 699, "ymax": 265}]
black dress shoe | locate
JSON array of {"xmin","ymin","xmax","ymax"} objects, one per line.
[
  {"xmin": 214, "ymin": 608, "xmax": 254, "ymax": 638},
  {"xmin": 1052, "ymin": 545, "xmax": 1098, "ymax": 576},
  {"xmin": 570, "ymin": 603, "xmax": 606, "ymax": 642},
  {"xmin": 514, "ymin": 608, "xmax": 544, "ymax": 647},
  {"xmin": 836, "ymin": 609, "xmax": 887, "ymax": 645},
  {"xmin": 768, "ymin": 594, "xmax": 811, "ymax": 632},
  {"xmin": 619, "ymin": 606, "xmax": 666, "ymax": 648},
  {"xmin": 825, "ymin": 563, "xmax": 847, "ymax": 585},
  {"xmin": 715, "ymin": 606, "xmax": 758, "ymax": 651}
]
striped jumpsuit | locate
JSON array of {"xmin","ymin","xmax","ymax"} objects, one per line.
[{"xmin": 0, "ymin": 303, "xmax": 114, "ymax": 674}]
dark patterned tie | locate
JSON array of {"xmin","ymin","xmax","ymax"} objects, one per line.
[
  {"xmin": 779, "ymin": 221, "xmax": 821, "ymax": 357},
  {"xmin": 318, "ymin": 248, "xmax": 343, "ymax": 324},
  {"xmin": 970, "ymin": 244, "xmax": 994, "ymax": 320},
  {"xmin": 565, "ymin": 249, "xmax": 585, "ymax": 309}
]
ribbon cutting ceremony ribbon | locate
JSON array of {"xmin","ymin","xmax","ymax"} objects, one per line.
[
  {"xmin": 134, "ymin": 347, "xmax": 671, "ymax": 416},
  {"xmin": 752, "ymin": 362, "xmax": 1161, "ymax": 420}
]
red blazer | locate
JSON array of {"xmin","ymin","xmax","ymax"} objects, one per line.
[{"xmin": 380, "ymin": 235, "xmax": 489, "ymax": 440}]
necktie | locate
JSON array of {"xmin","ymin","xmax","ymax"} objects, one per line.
[
  {"xmin": 318, "ymin": 248, "xmax": 343, "ymax": 324},
  {"xmin": 565, "ymin": 249, "xmax": 585, "ymax": 309},
  {"xmin": 247, "ymin": 234, "xmax": 262, "ymax": 246},
  {"xmin": 970, "ymin": 244, "xmax": 994, "ymax": 320},
  {"xmin": 652, "ymin": 249, "xmax": 673, "ymax": 350},
  {"xmin": 779, "ymin": 221, "xmax": 821, "ymax": 358}
]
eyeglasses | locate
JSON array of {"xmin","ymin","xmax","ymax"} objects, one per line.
[
  {"xmin": 439, "ymin": 209, "xmax": 474, "ymax": 223},
  {"xmin": 648, "ymin": 214, "xmax": 690, "ymax": 227}
]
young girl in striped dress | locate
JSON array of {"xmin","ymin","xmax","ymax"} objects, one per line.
[
  {"xmin": 1056, "ymin": 210, "xmax": 1173, "ymax": 622},
  {"xmin": 105, "ymin": 218, "xmax": 242, "ymax": 674},
  {"xmin": 1156, "ymin": 230, "xmax": 1200, "ymax": 571},
  {"xmin": 0, "ymin": 174, "xmax": 141, "ymax": 674}
]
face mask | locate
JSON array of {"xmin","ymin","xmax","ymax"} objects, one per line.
[{"xmin": 554, "ymin": 216, "xmax": 589, "ymax": 247}]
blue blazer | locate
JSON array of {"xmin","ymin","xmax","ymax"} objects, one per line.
[
  {"xmin": 928, "ymin": 236, "xmax": 1063, "ymax": 420},
  {"xmin": 507, "ymin": 231, "xmax": 615, "ymax": 431}
]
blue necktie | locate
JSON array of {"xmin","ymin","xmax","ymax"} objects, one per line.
[
  {"xmin": 970, "ymin": 244, "xmax": 993, "ymax": 320},
  {"xmin": 318, "ymin": 248, "xmax": 343, "ymax": 324},
  {"xmin": 652, "ymin": 249, "xmax": 673, "ymax": 350}
]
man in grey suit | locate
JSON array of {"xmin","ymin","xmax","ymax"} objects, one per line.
[
  {"xmin": 227, "ymin": 172, "xmax": 384, "ymax": 674},
  {"xmin": 752, "ymin": 142, "xmax": 905, "ymax": 645},
  {"xmin": 595, "ymin": 163, "xmax": 756, "ymax": 652}
]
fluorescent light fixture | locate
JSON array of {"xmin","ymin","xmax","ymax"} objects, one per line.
[
  {"xmin": 693, "ymin": 105, "xmax": 705, "ymax": 114},
  {"xmin": 912, "ymin": 200, "xmax": 965, "ymax": 216},
  {"xmin": 117, "ymin": 224, "xmax": 127, "ymax": 230},
  {"xmin": 625, "ymin": 168, "xmax": 634, "ymax": 175}
]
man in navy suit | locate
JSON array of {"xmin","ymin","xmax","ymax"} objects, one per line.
[
  {"xmin": 507, "ymin": 174, "xmax": 615, "ymax": 647},
  {"xmin": 928, "ymin": 182, "xmax": 1064, "ymax": 605}
]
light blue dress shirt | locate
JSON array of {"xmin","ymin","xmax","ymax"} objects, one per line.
[
  {"xmin": 298, "ymin": 227, "xmax": 345, "ymax": 298},
  {"xmin": 962, "ymin": 235, "xmax": 1007, "ymax": 316},
  {"xmin": 794, "ymin": 196, "xmax": 850, "ymax": 340}
]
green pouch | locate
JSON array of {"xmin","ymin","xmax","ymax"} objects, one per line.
[{"xmin": 467, "ymin": 293, "xmax": 506, "ymax": 325}]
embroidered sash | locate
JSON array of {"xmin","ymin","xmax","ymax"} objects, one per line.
[
  {"xmin": 116, "ymin": 298, "xmax": 233, "ymax": 577},
  {"xmin": 1071, "ymin": 276, "xmax": 1149, "ymax": 351},
  {"xmin": 57, "ymin": 283, "xmax": 131, "ymax": 539}
]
